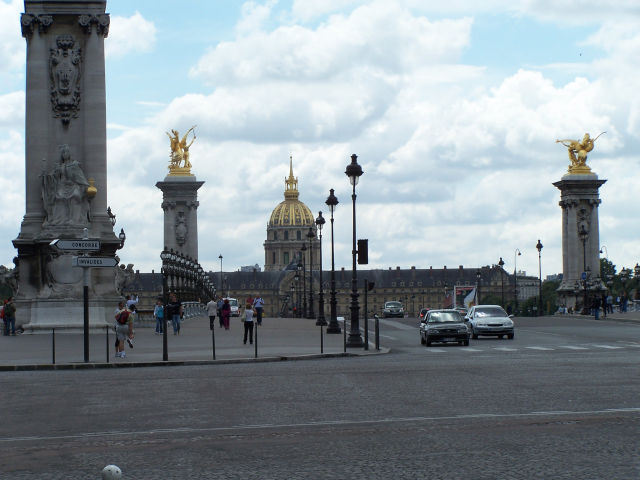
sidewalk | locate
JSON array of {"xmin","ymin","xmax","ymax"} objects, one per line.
[
  {"xmin": 558, "ymin": 309, "xmax": 640, "ymax": 325},
  {"xmin": 0, "ymin": 316, "xmax": 388, "ymax": 370}
]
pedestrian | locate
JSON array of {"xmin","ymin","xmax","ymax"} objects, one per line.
[
  {"xmin": 607, "ymin": 294, "xmax": 613, "ymax": 314},
  {"xmin": 253, "ymin": 294, "xmax": 265, "ymax": 326},
  {"xmin": 221, "ymin": 298, "xmax": 231, "ymax": 330},
  {"xmin": 3, "ymin": 297, "xmax": 16, "ymax": 336},
  {"xmin": 217, "ymin": 296, "xmax": 224, "ymax": 328},
  {"xmin": 153, "ymin": 298, "xmax": 164, "ymax": 334},
  {"xmin": 114, "ymin": 301, "xmax": 133, "ymax": 358},
  {"xmin": 126, "ymin": 293, "xmax": 139, "ymax": 310},
  {"xmin": 601, "ymin": 293, "xmax": 607, "ymax": 318},
  {"xmin": 242, "ymin": 303, "xmax": 255, "ymax": 344},
  {"xmin": 167, "ymin": 292, "xmax": 183, "ymax": 335},
  {"xmin": 592, "ymin": 296, "xmax": 601, "ymax": 320},
  {"xmin": 206, "ymin": 297, "xmax": 217, "ymax": 330}
]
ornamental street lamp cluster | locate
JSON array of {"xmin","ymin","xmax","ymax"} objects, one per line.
[{"xmin": 160, "ymin": 247, "xmax": 215, "ymax": 303}]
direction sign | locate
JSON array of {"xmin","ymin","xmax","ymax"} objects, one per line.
[
  {"xmin": 581, "ymin": 272, "xmax": 587, "ymax": 280},
  {"xmin": 73, "ymin": 256, "xmax": 118, "ymax": 268},
  {"xmin": 51, "ymin": 239, "xmax": 101, "ymax": 251}
]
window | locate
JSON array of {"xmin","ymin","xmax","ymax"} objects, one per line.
[
  {"xmin": 272, "ymin": 252, "xmax": 276, "ymax": 264},
  {"xmin": 284, "ymin": 231, "xmax": 289, "ymax": 240},
  {"xmin": 297, "ymin": 230, "xmax": 301, "ymax": 240},
  {"xmin": 284, "ymin": 252, "xmax": 289, "ymax": 265},
  {"xmin": 273, "ymin": 231, "xmax": 277, "ymax": 240}
]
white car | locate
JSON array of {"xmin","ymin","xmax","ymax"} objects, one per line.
[
  {"xmin": 465, "ymin": 305, "xmax": 514, "ymax": 339},
  {"xmin": 225, "ymin": 297, "xmax": 240, "ymax": 317}
]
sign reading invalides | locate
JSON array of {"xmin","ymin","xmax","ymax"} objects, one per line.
[{"xmin": 72, "ymin": 256, "xmax": 118, "ymax": 268}]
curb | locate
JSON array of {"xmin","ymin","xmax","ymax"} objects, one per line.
[{"xmin": 0, "ymin": 347, "xmax": 390, "ymax": 372}]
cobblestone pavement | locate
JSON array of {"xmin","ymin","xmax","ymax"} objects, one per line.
[{"xmin": 1, "ymin": 315, "xmax": 639, "ymax": 479}]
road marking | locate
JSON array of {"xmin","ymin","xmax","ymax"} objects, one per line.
[
  {"xmin": 3, "ymin": 407, "xmax": 640, "ymax": 443},
  {"xmin": 460, "ymin": 348, "xmax": 483, "ymax": 352},
  {"xmin": 424, "ymin": 348, "xmax": 445, "ymax": 353},
  {"xmin": 493, "ymin": 347, "xmax": 518, "ymax": 351},
  {"xmin": 558, "ymin": 345, "xmax": 588, "ymax": 350},
  {"xmin": 526, "ymin": 346, "xmax": 554, "ymax": 351},
  {"xmin": 591, "ymin": 344, "xmax": 623, "ymax": 349}
]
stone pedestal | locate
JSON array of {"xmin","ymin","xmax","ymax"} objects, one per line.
[
  {"xmin": 553, "ymin": 173, "xmax": 607, "ymax": 312},
  {"xmin": 156, "ymin": 176, "xmax": 204, "ymax": 261},
  {"xmin": 13, "ymin": 1, "xmax": 120, "ymax": 332}
]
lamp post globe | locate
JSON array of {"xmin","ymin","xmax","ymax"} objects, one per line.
[
  {"xmin": 325, "ymin": 189, "xmax": 341, "ymax": 333},
  {"xmin": 315, "ymin": 211, "xmax": 327, "ymax": 326},
  {"xmin": 345, "ymin": 154, "xmax": 364, "ymax": 347}
]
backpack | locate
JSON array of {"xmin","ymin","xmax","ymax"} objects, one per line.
[{"xmin": 116, "ymin": 310, "xmax": 130, "ymax": 325}]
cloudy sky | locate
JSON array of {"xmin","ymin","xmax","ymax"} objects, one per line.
[{"xmin": 1, "ymin": 0, "xmax": 639, "ymax": 280}]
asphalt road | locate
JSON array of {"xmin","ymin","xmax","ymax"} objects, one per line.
[{"xmin": 1, "ymin": 315, "xmax": 639, "ymax": 479}]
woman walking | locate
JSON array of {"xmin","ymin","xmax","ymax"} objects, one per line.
[
  {"xmin": 153, "ymin": 298, "xmax": 164, "ymax": 334},
  {"xmin": 243, "ymin": 303, "xmax": 255, "ymax": 344},
  {"xmin": 221, "ymin": 298, "xmax": 231, "ymax": 330}
]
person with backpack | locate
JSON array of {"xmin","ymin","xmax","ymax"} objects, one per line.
[
  {"xmin": 3, "ymin": 297, "xmax": 16, "ymax": 336},
  {"xmin": 216, "ymin": 297, "xmax": 224, "ymax": 328},
  {"xmin": 253, "ymin": 294, "xmax": 265, "ymax": 326},
  {"xmin": 167, "ymin": 292, "xmax": 183, "ymax": 335},
  {"xmin": 114, "ymin": 301, "xmax": 132, "ymax": 358}
]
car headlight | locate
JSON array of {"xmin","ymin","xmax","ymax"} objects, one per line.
[
  {"xmin": 457, "ymin": 328, "xmax": 468, "ymax": 333},
  {"xmin": 504, "ymin": 319, "xmax": 513, "ymax": 327}
]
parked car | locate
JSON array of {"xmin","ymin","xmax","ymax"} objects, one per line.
[
  {"xmin": 225, "ymin": 297, "xmax": 240, "ymax": 317},
  {"xmin": 419, "ymin": 309, "xmax": 470, "ymax": 346},
  {"xmin": 383, "ymin": 301, "xmax": 404, "ymax": 318},
  {"xmin": 418, "ymin": 307, "xmax": 430, "ymax": 321},
  {"xmin": 465, "ymin": 305, "xmax": 514, "ymax": 339}
]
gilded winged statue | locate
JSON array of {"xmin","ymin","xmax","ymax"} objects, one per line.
[
  {"xmin": 166, "ymin": 126, "xmax": 196, "ymax": 173},
  {"xmin": 556, "ymin": 132, "xmax": 605, "ymax": 174}
]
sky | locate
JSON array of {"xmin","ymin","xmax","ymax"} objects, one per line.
[{"xmin": 1, "ymin": 0, "xmax": 639, "ymax": 280}]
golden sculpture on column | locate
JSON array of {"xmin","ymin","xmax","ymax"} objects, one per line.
[
  {"xmin": 556, "ymin": 132, "xmax": 605, "ymax": 175},
  {"xmin": 166, "ymin": 126, "xmax": 196, "ymax": 176}
]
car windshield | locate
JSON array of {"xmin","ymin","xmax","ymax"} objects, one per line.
[
  {"xmin": 385, "ymin": 302, "xmax": 402, "ymax": 308},
  {"xmin": 475, "ymin": 307, "xmax": 507, "ymax": 317},
  {"xmin": 228, "ymin": 299, "xmax": 238, "ymax": 307},
  {"xmin": 428, "ymin": 311, "xmax": 462, "ymax": 323}
]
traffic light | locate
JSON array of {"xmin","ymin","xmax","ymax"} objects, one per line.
[{"xmin": 357, "ymin": 239, "xmax": 368, "ymax": 264}]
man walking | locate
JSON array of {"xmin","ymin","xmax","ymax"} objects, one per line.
[
  {"xmin": 253, "ymin": 294, "xmax": 265, "ymax": 326},
  {"xmin": 216, "ymin": 296, "xmax": 224, "ymax": 328},
  {"xmin": 206, "ymin": 297, "xmax": 217, "ymax": 330},
  {"xmin": 3, "ymin": 297, "xmax": 16, "ymax": 336}
]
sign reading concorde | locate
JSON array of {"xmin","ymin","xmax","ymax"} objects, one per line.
[
  {"xmin": 72, "ymin": 256, "xmax": 118, "ymax": 268},
  {"xmin": 51, "ymin": 239, "xmax": 101, "ymax": 251}
]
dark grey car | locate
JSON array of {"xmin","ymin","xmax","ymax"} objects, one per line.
[{"xmin": 419, "ymin": 309, "xmax": 470, "ymax": 347}]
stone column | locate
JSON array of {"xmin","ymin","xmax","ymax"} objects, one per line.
[
  {"xmin": 554, "ymin": 174, "xmax": 607, "ymax": 312},
  {"xmin": 156, "ymin": 177, "xmax": 204, "ymax": 261},
  {"xmin": 13, "ymin": 1, "xmax": 121, "ymax": 332}
]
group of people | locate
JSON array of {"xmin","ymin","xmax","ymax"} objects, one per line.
[
  {"xmin": 153, "ymin": 292, "xmax": 184, "ymax": 335},
  {"xmin": 205, "ymin": 294, "xmax": 265, "ymax": 345},
  {"xmin": 113, "ymin": 294, "xmax": 138, "ymax": 358}
]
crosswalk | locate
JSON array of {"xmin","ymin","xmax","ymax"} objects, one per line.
[{"xmin": 421, "ymin": 342, "xmax": 640, "ymax": 354}]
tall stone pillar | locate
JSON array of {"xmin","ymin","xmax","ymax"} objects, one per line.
[
  {"xmin": 156, "ymin": 178, "xmax": 204, "ymax": 261},
  {"xmin": 13, "ymin": 1, "xmax": 120, "ymax": 332},
  {"xmin": 553, "ymin": 134, "xmax": 607, "ymax": 313}
]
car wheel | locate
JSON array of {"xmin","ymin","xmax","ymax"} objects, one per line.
[
  {"xmin": 507, "ymin": 333, "xmax": 514, "ymax": 340},
  {"xmin": 426, "ymin": 337, "xmax": 432, "ymax": 347},
  {"xmin": 471, "ymin": 327, "xmax": 478, "ymax": 340},
  {"xmin": 420, "ymin": 334, "xmax": 425, "ymax": 345},
  {"xmin": 463, "ymin": 339, "xmax": 469, "ymax": 346}
]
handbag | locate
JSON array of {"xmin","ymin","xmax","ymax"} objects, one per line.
[{"xmin": 240, "ymin": 310, "xmax": 246, "ymax": 322}]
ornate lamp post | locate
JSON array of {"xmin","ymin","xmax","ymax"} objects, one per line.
[
  {"xmin": 300, "ymin": 244, "xmax": 307, "ymax": 318},
  {"xmin": 296, "ymin": 262, "xmax": 302, "ymax": 317},
  {"xmin": 290, "ymin": 284, "xmax": 295, "ymax": 316},
  {"xmin": 536, "ymin": 239, "xmax": 543, "ymax": 316},
  {"xmin": 578, "ymin": 225, "xmax": 588, "ymax": 314},
  {"xmin": 218, "ymin": 254, "xmax": 223, "ymax": 297},
  {"xmin": 306, "ymin": 227, "xmax": 315, "ymax": 319},
  {"xmin": 315, "ymin": 212, "xmax": 327, "ymax": 326},
  {"xmin": 160, "ymin": 247, "xmax": 170, "ymax": 361},
  {"xmin": 325, "ymin": 189, "xmax": 341, "ymax": 333},
  {"xmin": 345, "ymin": 153, "xmax": 364, "ymax": 347},
  {"xmin": 514, "ymin": 248, "xmax": 521, "ymax": 314},
  {"xmin": 498, "ymin": 257, "xmax": 505, "ymax": 307}
]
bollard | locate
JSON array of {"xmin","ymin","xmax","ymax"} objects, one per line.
[
  {"xmin": 106, "ymin": 326, "xmax": 109, "ymax": 363},
  {"xmin": 375, "ymin": 314, "xmax": 380, "ymax": 350},
  {"xmin": 211, "ymin": 325, "xmax": 216, "ymax": 360},
  {"xmin": 254, "ymin": 322, "xmax": 258, "ymax": 358},
  {"xmin": 52, "ymin": 328, "xmax": 55, "ymax": 364},
  {"xmin": 101, "ymin": 464, "xmax": 122, "ymax": 479},
  {"xmin": 320, "ymin": 324, "xmax": 324, "ymax": 354}
]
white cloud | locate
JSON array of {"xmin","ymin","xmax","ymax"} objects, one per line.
[
  {"xmin": 0, "ymin": 0, "xmax": 24, "ymax": 74},
  {"xmin": 105, "ymin": 11, "xmax": 156, "ymax": 59}
]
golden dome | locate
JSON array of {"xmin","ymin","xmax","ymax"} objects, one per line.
[{"xmin": 268, "ymin": 156, "xmax": 315, "ymax": 227}]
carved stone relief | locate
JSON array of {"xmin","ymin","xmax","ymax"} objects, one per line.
[
  {"xmin": 175, "ymin": 211, "xmax": 188, "ymax": 246},
  {"xmin": 41, "ymin": 144, "xmax": 91, "ymax": 227},
  {"xmin": 49, "ymin": 35, "xmax": 82, "ymax": 125},
  {"xmin": 20, "ymin": 13, "xmax": 53, "ymax": 37},
  {"xmin": 78, "ymin": 14, "xmax": 110, "ymax": 36}
]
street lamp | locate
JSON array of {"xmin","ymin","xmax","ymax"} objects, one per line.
[
  {"xmin": 578, "ymin": 225, "xmax": 589, "ymax": 314},
  {"xmin": 315, "ymin": 212, "xmax": 327, "ymax": 326},
  {"xmin": 300, "ymin": 244, "xmax": 307, "ymax": 318},
  {"xmin": 307, "ymin": 227, "xmax": 315, "ymax": 319},
  {"xmin": 118, "ymin": 228, "xmax": 126, "ymax": 248},
  {"xmin": 345, "ymin": 153, "xmax": 364, "ymax": 347},
  {"xmin": 514, "ymin": 248, "xmax": 521, "ymax": 314},
  {"xmin": 325, "ymin": 189, "xmax": 340, "ymax": 333},
  {"xmin": 218, "ymin": 254, "xmax": 223, "ymax": 297},
  {"xmin": 476, "ymin": 270, "xmax": 481, "ymax": 304},
  {"xmin": 295, "ymin": 265, "xmax": 301, "ymax": 317},
  {"xmin": 599, "ymin": 245, "xmax": 608, "ymax": 259},
  {"xmin": 498, "ymin": 257, "xmax": 505, "ymax": 308},
  {"xmin": 290, "ymin": 284, "xmax": 295, "ymax": 316},
  {"xmin": 536, "ymin": 239, "xmax": 543, "ymax": 316}
]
